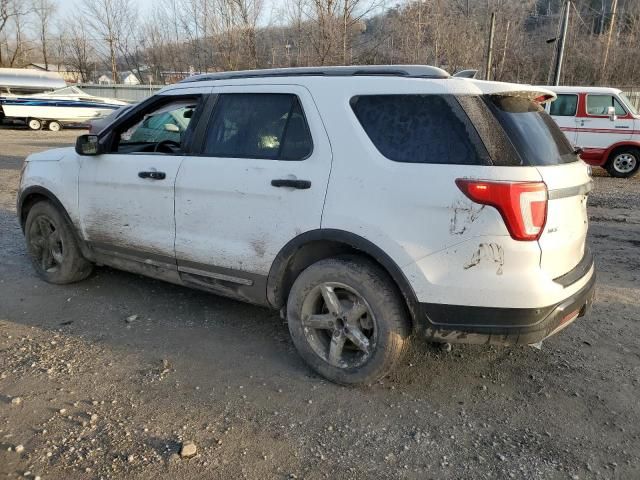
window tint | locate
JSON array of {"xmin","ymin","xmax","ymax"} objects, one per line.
[
  {"xmin": 485, "ymin": 95, "xmax": 576, "ymax": 166},
  {"xmin": 350, "ymin": 95, "xmax": 490, "ymax": 165},
  {"xmin": 117, "ymin": 100, "xmax": 198, "ymax": 152},
  {"xmin": 549, "ymin": 94, "xmax": 578, "ymax": 116},
  {"xmin": 586, "ymin": 95, "xmax": 626, "ymax": 116},
  {"xmin": 204, "ymin": 93, "xmax": 312, "ymax": 160}
]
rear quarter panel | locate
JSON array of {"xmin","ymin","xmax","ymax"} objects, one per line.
[{"xmin": 311, "ymin": 83, "xmax": 548, "ymax": 307}]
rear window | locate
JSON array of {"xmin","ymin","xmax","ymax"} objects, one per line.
[
  {"xmin": 484, "ymin": 95, "xmax": 577, "ymax": 166},
  {"xmin": 350, "ymin": 95, "xmax": 491, "ymax": 165}
]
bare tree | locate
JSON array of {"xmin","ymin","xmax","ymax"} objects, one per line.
[
  {"xmin": 0, "ymin": 0, "xmax": 31, "ymax": 66},
  {"xmin": 231, "ymin": 0, "xmax": 263, "ymax": 68},
  {"xmin": 33, "ymin": 0, "xmax": 56, "ymax": 69},
  {"xmin": 3, "ymin": 5, "xmax": 32, "ymax": 66},
  {"xmin": 63, "ymin": 17, "xmax": 94, "ymax": 82},
  {"xmin": 2, "ymin": 0, "xmax": 640, "ymax": 87},
  {"xmin": 82, "ymin": 0, "xmax": 132, "ymax": 82}
]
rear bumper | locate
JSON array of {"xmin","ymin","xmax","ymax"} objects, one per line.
[{"xmin": 418, "ymin": 265, "xmax": 595, "ymax": 346}]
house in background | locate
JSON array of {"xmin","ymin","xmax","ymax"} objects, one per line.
[
  {"xmin": 27, "ymin": 63, "xmax": 82, "ymax": 83},
  {"xmin": 98, "ymin": 74, "xmax": 113, "ymax": 85},
  {"xmin": 122, "ymin": 72, "xmax": 140, "ymax": 85}
]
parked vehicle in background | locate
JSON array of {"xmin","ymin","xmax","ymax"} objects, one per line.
[
  {"xmin": 17, "ymin": 66, "xmax": 595, "ymax": 385},
  {"xmin": 88, "ymin": 104, "xmax": 133, "ymax": 134},
  {"xmin": 0, "ymin": 86, "xmax": 128, "ymax": 131},
  {"xmin": 544, "ymin": 86, "xmax": 640, "ymax": 178}
]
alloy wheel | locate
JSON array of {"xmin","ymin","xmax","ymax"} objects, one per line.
[
  {"xmin": 28, "ymin": 216, "xmax": 64, "ymax": 273},
  {"xmin": 300, "ymin": 282, "xmax": 377, "ymax": 369}
]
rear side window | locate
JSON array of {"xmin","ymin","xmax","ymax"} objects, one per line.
[
  {"xmin": 203, "ymin": 93, "xmax": 313, "ymax": 160},
  {"xmin": 586, "ymin": 95, "xmax": 626, "ymax": 116},
  {"xmin": 484, "ymin": 95, "xmax": 576, "ymax": 165},
  {"xmin": 549, "ymin": 94, "xmax": 578, "ymax": 116},
  {"xmin": 350, "ymin": 95, "xmax": 491, "ymax": 165}
]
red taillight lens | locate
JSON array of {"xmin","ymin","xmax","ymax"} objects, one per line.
[
  {"xmin": 533, "ymin": 94, "xmax": 554, "ymax": 104},
  {"xmin": 455, "ymin": 179, "xmax": 547, "ymax": 241}
]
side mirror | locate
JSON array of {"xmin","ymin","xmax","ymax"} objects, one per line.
[
  {"xmin": 164, "ymin": 123, "xmax": 180, "ymax": 133},
  {"xmin": 607, "ymin": 106, "xmax": 617, "ymax": 121},
  {"xmin": 76, "ymin": 134, "xmax": 101, "ymax": 155}
]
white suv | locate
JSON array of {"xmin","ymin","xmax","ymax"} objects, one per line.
[{"xmin": 17, "ymin": 66, "xmax": 596, "ymax": 385}]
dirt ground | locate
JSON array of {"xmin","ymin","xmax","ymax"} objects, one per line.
[{"xmin": 0, "ymin": 125, "xmax": 639, "ymax": 480}]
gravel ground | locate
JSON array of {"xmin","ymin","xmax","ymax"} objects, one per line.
[{"xmin": 0, "ymin": 126, "xmax": 639, "ymax": 480}]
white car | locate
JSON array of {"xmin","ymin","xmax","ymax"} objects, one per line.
[
  {"xmin": 543, "ymin": 86, "xmax": 640, "ymax": 178},
  {"xmin": 17, "ymin": 66, "xmax": 595, "ymax": 385}
]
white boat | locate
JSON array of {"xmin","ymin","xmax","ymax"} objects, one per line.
[{"xmin": 0, "ymin": 85, "xmax": 129, "ymax": 131}]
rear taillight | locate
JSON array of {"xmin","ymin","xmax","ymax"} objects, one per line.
[{"xmin": 455, "ymin": 179, "xmax": 547, "ymax": 241}]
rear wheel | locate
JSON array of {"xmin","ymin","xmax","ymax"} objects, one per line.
[
  {"xmin": 48, "ymin": 121, "xmax": 62, "ymax": 132},
  {"xmin": 28, "ymin": 118, "xmax": 42, "ymax": 130},
  {"xmin": 24, "ymin": 202, "xmax": 93, "ymax": 284},
  {"xmin": 606, "ymin": 148, "xmax": 639, "ymax": 178},
  {"xmin": 287, "ymin": 257, "xmax": 410, "ymax": 385}
]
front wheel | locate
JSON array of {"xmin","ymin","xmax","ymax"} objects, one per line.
[
  {"xmin": 287, "ymin": 257, "xmax": 410, "ymax": 385},
  {"xmin": 48, "ymin": 121, "xmax": 62, "ymax": 132},
  {"xmin": 606, "ymin": 148, "xmax": 639, "ymax": 178},
  {"xmin": 24, "ymin": 202, "xmax": 93, "ymax": 284}
]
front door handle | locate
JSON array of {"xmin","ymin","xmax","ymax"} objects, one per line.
[
  {"xmin": 271, "ymin": 179, "xmax": 311, "ymax": 189},
  {"xmin": 138, "ymin": 171, "xmax": 166, "ymax": 180}
]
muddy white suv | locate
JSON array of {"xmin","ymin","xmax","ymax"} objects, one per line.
[{"xmin": 17, "ymin": 66, "xmax": 596, "ymax": 385}]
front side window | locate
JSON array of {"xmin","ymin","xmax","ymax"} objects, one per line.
[
  {"xmin": 350, "ymin": 94, "xmax": 490, "ymax": 165},
  {"xmin": 586, "ymin": 95, "xmax": 626, "ymax": 116},
  {"xmin": 549, "ymin": 94, "xmax": 578, "ymax": 116},
  {"xmin": 203, "ymin": 93, "xmax": 313, "ymax": 160},
  {"xmin": 114, "ymin": 98, "xmax": 200, "ymax": 154}
]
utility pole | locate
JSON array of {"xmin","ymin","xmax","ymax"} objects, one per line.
[
  {"xmin": 553, "ymin": 0, "xmax": 570, "ymax": 86},
  {"xmin": 485, "ymin": 12, "xmax": 496, "ymax": 81},
  {"xmin": 602, "ymin": 0, "xmax": 618, "ymax": 79},
  {"xmin": 498, "ymin": 20, "xmax": 510, "ymax": 81}
]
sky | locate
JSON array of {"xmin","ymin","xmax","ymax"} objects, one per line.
[{"xmin": 56, "ymin": 0, "xmax": 287, "ymax": 28}]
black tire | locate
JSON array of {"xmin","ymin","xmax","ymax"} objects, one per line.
[
  {"xmin": 24, "ymin": 202, "xmax": 93, "ymax": 284},
  {"xmin": 606, "ymin": 147, "xmax": 639, "ymax": 178},
  {"xmin": 287, "ymin": 256, "xmax": 410, "ymax": 385}
]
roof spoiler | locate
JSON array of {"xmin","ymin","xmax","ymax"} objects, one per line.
[{"xmin": 491, "ymin": 89, "xmax": 557, "ymax": 104}]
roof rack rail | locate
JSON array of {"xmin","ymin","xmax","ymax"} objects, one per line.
[{"xmin": 179, "ymin": 65, "xmax": 450, "ymax": 83}]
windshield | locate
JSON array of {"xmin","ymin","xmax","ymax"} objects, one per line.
[
  {"xmin": 484, "ymin": 95, "xmax": 577, "ymax": 166},
  {"xmin": 619, "ymin": 92, "xmax": 639, "ymax": 116}
]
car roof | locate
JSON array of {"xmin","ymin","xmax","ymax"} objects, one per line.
[
  {"xmin": 162, "ymin": 65, "xmax": 555, "ymax": 99},
  {"xmin": 541, "ymin": 85, "xmax": 622, "ymax": 95},
  {"xmin": 180, "ymin": 65, "xmax": 452, "ymax": 82}
]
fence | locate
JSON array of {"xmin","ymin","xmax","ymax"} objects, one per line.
[{"xmin": 77, "ymin": 83, "xmax": 164, "ymax": 103}]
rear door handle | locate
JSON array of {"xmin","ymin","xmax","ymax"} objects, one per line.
[
  {"xmin": 138, "ymin": 171, "xmax": 166, "ymax": 180},
  {"xmin": 271, "ymin": 179, "xmax": 311, "ymax": 189}
]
